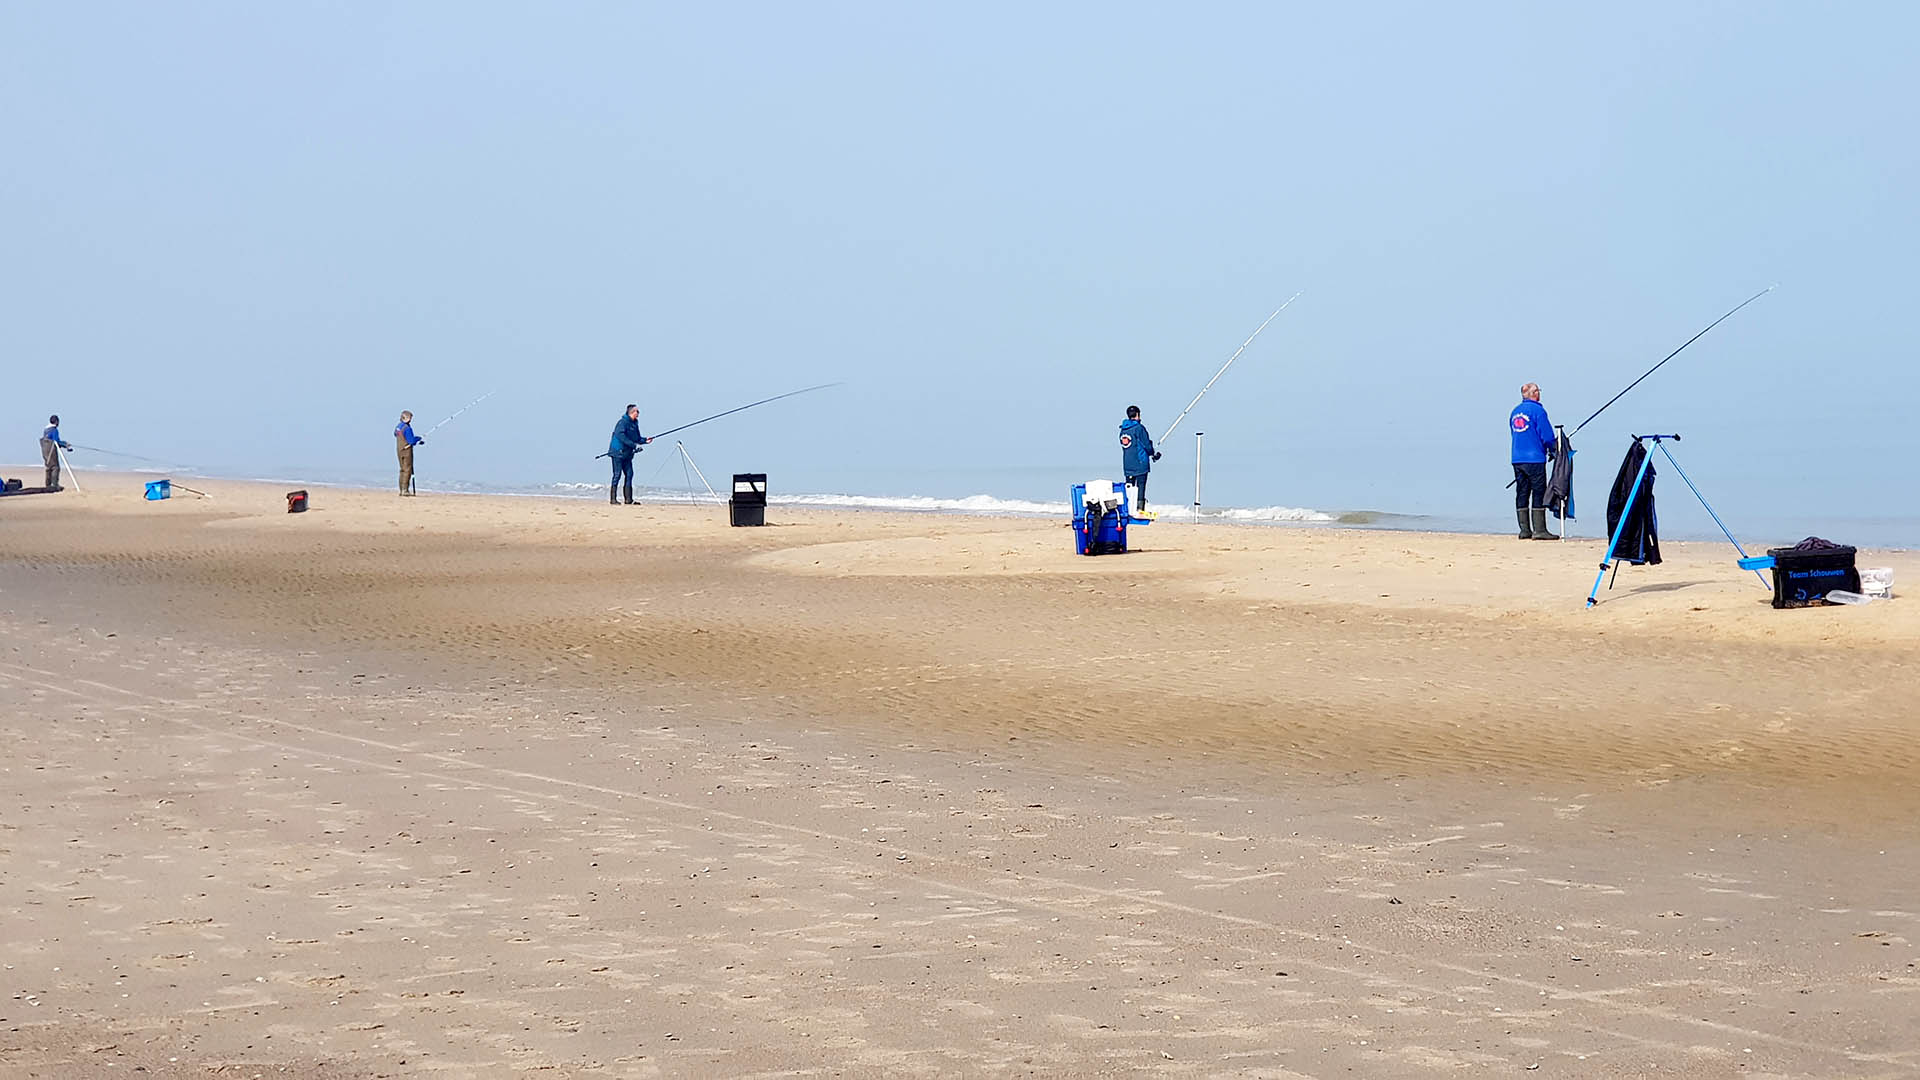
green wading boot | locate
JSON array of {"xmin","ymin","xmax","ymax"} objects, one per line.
[
  {"xmin": 1530, "ymin": 508, "xmax": 1558, "ymax": 540},
  {"xmin": 1516, "ymin": 509, "xmax": 1534, "ymax": 540}
]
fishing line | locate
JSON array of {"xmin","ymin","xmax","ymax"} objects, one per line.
[
  {"xmin": 1159, "ymin": 293, "xmax": 1301, "ymax": 445},
  {"xmin": 643, "ymin": 448, "xmax": 679, "ymax": 486},
  {"xmin": 68, "ymin": 444, "xmax": 175, "ymax": 466}
]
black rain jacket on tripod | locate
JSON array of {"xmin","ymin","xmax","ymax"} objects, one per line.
[
  {"xmin": 1546, "ymin": 430, "xmax": 1574, "ymax": 521},
  {"xmin": 1605, "ymin": 441, "xmax": 1661, "ymax": 566}
]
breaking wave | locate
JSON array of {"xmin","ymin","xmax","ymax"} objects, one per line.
[{"xmin": 533, "ymin": 483, "xmax": 1338, "ymax": 524}]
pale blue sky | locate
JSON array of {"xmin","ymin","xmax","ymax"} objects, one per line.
[{"xmin": 5, "ymin": 3, "xmax": 1915, "ymax": 530}]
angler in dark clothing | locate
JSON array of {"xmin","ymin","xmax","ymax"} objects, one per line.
[
  {"xmin": 1508, "ymin": 383, "xmax": 1557, "ymax": 540},
  {"xmin": 1118, "ymin": 405, "xmax": 1160, "ymax": 513},
  {"xmin": 608, "ymin": 404, "xmax": 648, "ymax": 505},
  {"xmin": 39, "ymin": 415, "xmax": 74, "ymax": 489},
  {"xmin": 394, "ymin": 411, "xmax": 424, "ymax": 495},
  {"xmin": 1604, "ymin": 440, "xmax": 1661, "ymax": 566}
]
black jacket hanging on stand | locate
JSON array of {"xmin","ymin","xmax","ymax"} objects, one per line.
[
  {"xmin": 1546, "ymin": 430, "xmax": 1574, "ymax": 521},
  {"xmin": 1605, "ymin": 441, "xmax": 1661, "ymax": 565}
]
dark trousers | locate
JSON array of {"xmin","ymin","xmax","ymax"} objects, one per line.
[
  {"xmin": 1512, "ymin": 461, "xmax": 1547, "ymax": 510},
  {"xmin": 1126, "ymin": 472, "xmax": 1148, "ymax": 511},
  {"xmin": 397, "ymin": 445, "xmax": 414, "ymax": 493},
  {"xmin": 610, "ymin": 454, "xmax": 635, "ymax": 501},
  {"xmin": 41, "ymin": 439, "xmax": 60, "ymax": 488}
]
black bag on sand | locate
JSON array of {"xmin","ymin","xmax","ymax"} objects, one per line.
[{"xmin": 1767, "ymin": 537, "xmax": 1859, "ymax": 609}]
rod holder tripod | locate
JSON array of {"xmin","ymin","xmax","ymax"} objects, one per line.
[{"xmin": 1586, "ymin": 434, "xmax": 1767, "ymax": 608}]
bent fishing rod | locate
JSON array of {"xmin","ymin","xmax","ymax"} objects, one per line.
[
  {"xmin": 1506, "ymin": 286, "xmax": 1775, "ymax": 489},
  {"xmin": 595, "ymin": 382, "xmax": 841, "ymax": 458},
  {"xmin": 1569, "ymin": 285, "xmax": 1774, "ymax": 438},
  {"xmin": 1158, "ymin": 292, "xmax": 1302, "ymax": 445}
]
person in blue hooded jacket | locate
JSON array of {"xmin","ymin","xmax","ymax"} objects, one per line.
[
  {"xmin": 1119, "ymin": 405, "xmax": 1161, "ymax": 513},
  {"xmin": 1509, "ymin": 382, "xmax": 1558, "ymax": 540},
  {"xmin": 608, "ymin": 404, "xmax": 649, "ymax": 505}
]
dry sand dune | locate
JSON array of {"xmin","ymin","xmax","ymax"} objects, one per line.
[{"xmin": 3, "ymin": 475, "xmax": 1917, "ymax": 1076}]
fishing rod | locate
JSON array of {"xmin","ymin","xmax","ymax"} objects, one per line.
[
  {"xmin": 1569, "ymin": 286, "xmax": 1774, "ymax": 438},
  {"xmin": 421, "ymin": 389, "xmax": 499, "ymax": 439},
  {"xmin": 1158, "ymin": 292, "xmax": 1302, "ymax": 445},
  {"xmin": 652, "ymin": 382, "xmax": 840, "ymax": 440},
  {"xmin": 1506, "ymin": 286, "xmax": 1775, "ymax": 491},
  {"xmin": 595, "ymin": 382, "xmax": 841, "ymax": 458}
]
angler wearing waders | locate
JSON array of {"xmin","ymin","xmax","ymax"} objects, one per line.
[
  {"xmin": 1509, "ymin": 383, "xmax": 1558, "ymax": 540},
  {"xmin": 394, "ymin": 411, "xmax": 424, "ymax": 495},
  {"xmin": 40, "ymin": 415, "xmax": 72, "ymax": 489},
  {"xmin": 608, "ymin": 404, "xmax": 649, "ymax": 505},
  {"xmin": 1119, "ymin": 405, "xmax": 1161, "ymax": 513}
]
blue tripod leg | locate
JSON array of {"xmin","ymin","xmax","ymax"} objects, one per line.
[
  {"xmin": 1654, "ymin": 442, "xmax": 1770, "ymax": 588},
  {"xmin": 1587, "ymin": 444, "xmax": 1657, "ymax": 608}
]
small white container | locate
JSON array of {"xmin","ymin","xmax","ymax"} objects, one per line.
[{"xmin": 1859, "ymin": 567, "xmax": 1895, "ymax": 599}]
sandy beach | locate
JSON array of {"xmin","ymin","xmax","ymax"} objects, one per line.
[{"xmin": 4, "ymin": 475, "xmax": 1918, "ymax": 1077}]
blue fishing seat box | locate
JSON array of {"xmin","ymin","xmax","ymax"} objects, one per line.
[{"xmin": 1071, "ymin": 481, "xmax": 1149, "ymax": 556}]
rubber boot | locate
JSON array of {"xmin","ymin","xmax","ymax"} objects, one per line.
[
  {"xmin": 1516, "ymin": 509, "xmax": 1533, "ymax": 540},
  {"xmin": 1530, "ymin": 508, "xmax": 1558, "ymax": 540},
  {"xmin": 609, "ymin": 483, "xmax": 619, "ymax": 505},
  {"xmin": 622, "ymin": 483, "xmax": 634, "ymax": 505}
]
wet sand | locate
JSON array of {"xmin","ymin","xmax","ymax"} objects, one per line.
[{"xmin": 2, "ymin": 476, "xmax": 1917, "ymax": 1077}]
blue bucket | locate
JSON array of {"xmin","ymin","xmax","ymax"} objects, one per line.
[{"xmin": 144, "ymin": 479, "xmax": 172, "ymax": 501}]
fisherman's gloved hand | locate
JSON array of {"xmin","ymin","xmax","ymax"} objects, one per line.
[
  {"xmin": 1151, "ymin": 452, "xmax": 1162, "ymax": 462},
  {"xmin": 417, "ymin": 439, "xmax": 426, "ymax": 445}
]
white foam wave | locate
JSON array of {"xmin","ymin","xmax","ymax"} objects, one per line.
[
  {"xmin": 764, "ymin": 491, "xmax": 1336, "ymax": 523},
  {"xmin": 455, "ymin": 478, "xmax": 1336, "ymax": 524},
  {"xmin": 1154, "ymin": 504, "xmax": 1337, "ymax": 524},
  {"xmin": 772, "ymin": 492, "xmax": 1065, "ymax": 516}
]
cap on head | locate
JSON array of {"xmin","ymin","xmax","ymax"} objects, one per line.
[
  {"xmin": 1126, "ymin": 405, "xmax": 1141, "ymax": 419},
  {"xmin": 49, "ymin": 414, "xmax": 60, "ymax": 425}
]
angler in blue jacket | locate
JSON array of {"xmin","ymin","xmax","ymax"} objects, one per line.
[
  {"xmin": 1119, "ymin": 405, "xmax": 1161, "ymax": 513},
  {"xmin": 40, "ymin": 415, "xmax": 73, "ymax": 489},
  {"xmin": 1509, "ymin": 382, "xmax": 1558, "ymax": 540},
  {"xmin": 394, "ymin": 411, "xmax": 425, "ymax": 495},
  {"xmin": 608, "ymin": 404, "xmax": 649, "ymax": 505}
]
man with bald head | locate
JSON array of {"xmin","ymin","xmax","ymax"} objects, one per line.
[{"xmin": 1509, "ymin": 382, "xmax": 1557, "ymax": 540}]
